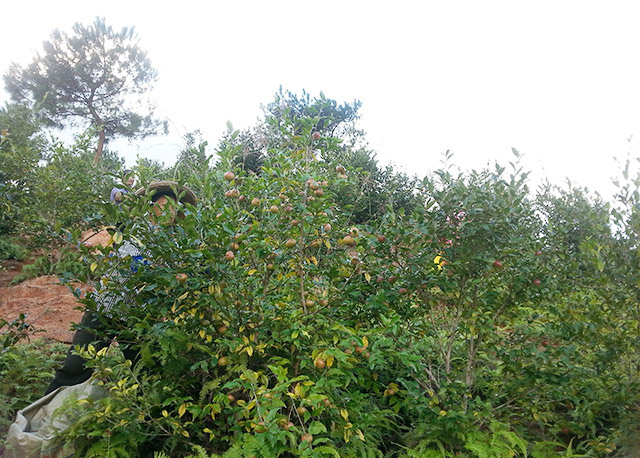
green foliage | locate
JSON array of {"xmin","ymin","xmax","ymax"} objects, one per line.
[
  {"xmin": 0, "ymin": 238, "xmax": 28, "ymax": 262},
  {"xmin": 0, "ymin": 339, "xmax": 67, "ymax": 446},
  {"xmin": 0, "ymin": 103, "xmax": 46, "ymax": 235},
  {"xmin": 9, "ymin": 248, "xmax": 84, "ymax": 284},
  {"xmin": 216, "ymin": 89, "xmax": 419, "ymax": 223},
  {"xmin": 2, "ymin": 92, "xmax": 637, "ymax": 457}
]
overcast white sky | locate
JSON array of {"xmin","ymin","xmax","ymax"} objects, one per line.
[{"xmin": 2, "ymin": 1, "xmax": 640, "ymax": 201}]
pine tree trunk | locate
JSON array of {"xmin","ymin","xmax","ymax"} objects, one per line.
[{"xmin": 94, "ymin": 127, "xmax": 105, "ymax": 163}]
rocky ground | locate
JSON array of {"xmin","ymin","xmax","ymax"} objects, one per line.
[{"xmin": 0, "ymin": 230, "xmax": 111, "ymax": 343}]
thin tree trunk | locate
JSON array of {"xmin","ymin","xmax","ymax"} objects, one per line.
[{"xmin": 93, "ymin": 127, "xmax": 105, "ymax": 163}]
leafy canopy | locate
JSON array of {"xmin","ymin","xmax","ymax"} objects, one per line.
[{"xmin": 3, "ymin": 17, "xmax": 167, "ymax": 162}]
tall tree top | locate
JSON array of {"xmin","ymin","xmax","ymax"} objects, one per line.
[{"xmin": 3, "ymin": 17, "xmax": 167, "ymax": 162}]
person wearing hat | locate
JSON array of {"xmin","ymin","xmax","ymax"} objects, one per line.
[
  {"xmin": 45, "ymin": 181, "xmax": 196, "ymax": 395},
  {"xmin": 110, "ymin": 169, "xmax": 135, "ymax": 204}
]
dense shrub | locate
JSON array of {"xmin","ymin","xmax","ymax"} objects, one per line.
[{"xmin": 44, "ymin": 114, "xmax": 638, "ymax": 457}]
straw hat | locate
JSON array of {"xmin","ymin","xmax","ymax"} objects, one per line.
[{"xmin": 134, "ymin": 181, "xmax": 197, "ymax": 205}]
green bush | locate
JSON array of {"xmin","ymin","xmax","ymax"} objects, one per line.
[
  {"xmin": 0, "ymin": 94, "xmax": 630, "ymax": 457},
  {"xmin": 0, "ymin": 337, "xmax": 67, "ymax": 446},
  {"xmin": 45, "ymin": 110, "xmax": 638, "ymax": 458},
  {"xmin": 0, "ymin": 238, "xmax": 28, "ymax": 262}
]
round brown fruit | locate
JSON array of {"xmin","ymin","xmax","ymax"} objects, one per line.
[
  {"xmin": 312, "ymin": 132, "xmax": 321, "ymax": 140},
  {"xmin": 251, "ymin": 198, "xmax": 260, "ymax": 207},
  {"xmin": 336, "ymin": 165, "xmax": 346, "ymax": 174},
  {"xmin": 238, "ymin": 194, "xmax": 246, "ymax": 202},
  {"xmin": 218, "ymin": 325, "xmax": 228, "ymax": 334},
  {"xmin": 535, "ymin": 250, "xmax": 543, "ymax": 256},
  {"xmin": 285, "ymin": 239, "xmax": 297, "ymax": 248},
  {"xmin": 224, "ymin": 171, "xmax": 235, "ymax": 181},
  {"xmin": 217, "ymin": 356, "xmax": 228, "ymax": 366},
  {"xmin": 388, "ymin": 276, "xmax": 397, "ymax": 284},
  {"xmin": 227, "ymin": 394, "xmax": 235, "ymax": 402},
  {"xmin": 270, "ymin": 205, "xmax": 279, "ymax": 213},
  {"xmin": 324, "ymin": 223, "xmax": 331, "ymax": 232},
  {"xmin": 176, "ymin": 273, "xmax": 188, "ymax": 283},
  {"xmin": 342, "ymin": 235, "xmax": 356, "ymax": 246},
  {"xmin": 493, "ymin": 260, "xmax": 503, "ymax": 269},
  {"xmin": 377, "ymin": 235, "xmax": 386, "ymax": 243},
  {"xmin": 314, "ymin": 189, "xmax": 324, "ymax": 197},
  {"xmin": 291, "ymin": 219, "xmax": 299, "ymax": 226},
  {"xmin": 301, "ymin": 433, "xmax": 313, "ymax": 442},
  {"xmin": 533, "ymin": 279, "xmax": 542, "ymax": 287},
  {"xmin": 225, "ymin": 251, "xmax": 235, "ymax": 261},
  {"xmin": 230, "ymin": 242, "xmax": 240, "ymax": 251},
  {"xmin": 314, "ymin": 358, "xmax": 326, "ymax": 369},
  {"xmin": 398, "ymin": 287, "xmax": 408, "ymax": 295},
  {"xmin": 296, "ymin": 406, "xmax": 308, "ymax": 415}
]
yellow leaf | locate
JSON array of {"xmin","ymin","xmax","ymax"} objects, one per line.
[
  {"xmin": 181, "ymin": 430, "xmax": 190, "ymax": 438},
  {"xmin": 247, "ymin": 269, "xmax": 258, "ymax": 275},
  {"xmin": 364, "ymin": 272, "xmax": 371, "ymax": 282},
  {"xmin": 325, "ymin": 240, "xmax": 331, "ymax": 249},
  {"xmin": 247, "ymin": 346, "xmax": 254, "ymax": 357},
  {"xmin": 310, "ymin": 256, "xmax": 318, "ymax": 266},
  {"xmin": 340, "ymin": 409, "xmax": 349, "ymax": 421},
  {"xmin": 90, "ymin": 262, "xmax": 98, "ymax": 273},
  {"xmin": 178, "ymin": 292, "xmax": 189, "ymax": 301},
  {"xmin": 327, "ymin": 355, "xmax": 334, "ymax": 368},
  {"xmin": 246, "ymin": 400, "xmax": 256, "ymax": 410},
  {"xmin": 357, "ymin": 429, "xmax": 365, "ymax": 441},
  {"xmin": 162, "ymin": 410, "xmax": 169, "ymax": 418},
  {"xmin": 179, "ymin": 404, "xmax": 187, "ymax": 418},
  {"xmin": 362, "ymin": 336, "xmax": 368, "ymax": 348},
  {"xmin": 113, "ymin": 232, "xmax": 123, "ymax": 244},
  {"xmin": 199, "ymin": 330, "xmax": 206, "ymax": 339}
]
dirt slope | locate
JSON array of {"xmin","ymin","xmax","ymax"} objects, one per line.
[{"xmin": 0, "ymin": 230, "xmax": 111, "ymax": 343}]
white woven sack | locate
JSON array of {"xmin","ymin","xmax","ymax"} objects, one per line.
[{"xmin": 4, "ymin": 379, "xmax": 104, "ymax": 458}]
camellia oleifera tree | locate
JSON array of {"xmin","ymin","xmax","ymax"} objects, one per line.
[
  {"xmin": 219, "ymin": 89, "xmax": 419, "ymax": 224},
  {"xmin": 54, "ymin": 106, "xmax": 638, "ymax": 457},
  {"xmin": 3, "ymin": 17, "xmax": 167, "ymax": 163}
]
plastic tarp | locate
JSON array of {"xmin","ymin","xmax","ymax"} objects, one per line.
[{"xmin": 4, "ymin": 380, "xmax": 104, "ymax": 458}]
